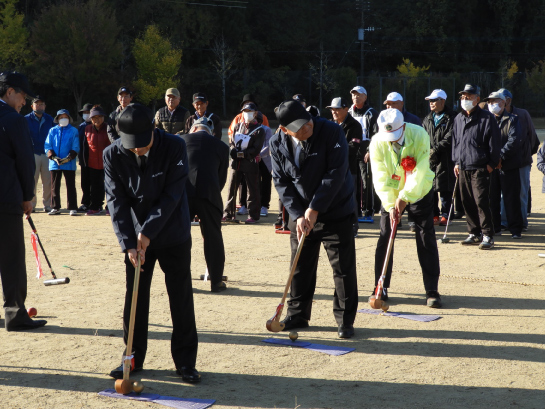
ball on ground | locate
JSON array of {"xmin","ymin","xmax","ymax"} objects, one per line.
[
  {"xmin": 27, "ymin": 307, "xmax": 37, "ymax": 318},
  {"xmin": 289, "ymin": 331, "xmax": 298, "ymax": 341},
  {"xmin": 132, "ymin": 381, "xmax": 144, "ymax": 393}
]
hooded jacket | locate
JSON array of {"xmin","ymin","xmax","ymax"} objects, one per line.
[{"xmin": 44, "ymin": 124, "xmax": 80, "ymax": 171}]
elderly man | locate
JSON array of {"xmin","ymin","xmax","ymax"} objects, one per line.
[
  {"xmin": 422, "ymin": 89, "xmax": 456, "ymax": 226},
  {"xmin": 155, "ymin": 88, "xmax": 190, "ymax": 135},
  {"xmin": 384, "ymin": 92, "xmax": 422, "ymax": 126},
  {"xmin": 108, "ymin": 86, "xmax": 133, "ymax": 142},
  {"xmin": 500, "ymin": 88, "xmax": 539, "ymax": 231},
  {"xmin": 181, "ymin": 117, "xmax": 229, "ymax": 292},
  {"xmin": 0, "ymin": 71, "xmax": 47, "ymax": 331},
  {"xmin": 327, "ymin": 97, "xmax": 362, "ymax": 237},
  {"xmin": 370, "ymin": 108, "xmax": 441, "ymax": 307},
  {"xmin": 452, "ymin": 84, "xmax": 501, "ymax": 250},
  {"xmin": 25, "ymin": 95, "xmax": 54, "ymax": 212},
  {"xmin": 105, "ymin": 103, "xmax": 200, "ymax": 383},
  {"xmin": 185, "ymin": 93, "xmax": 221, "ymax": 139},
  {"xmin": 483, "ymin": 91, "xmax": 523, "ymax": 239},
  {"xmin": 270, "ymin": 100, "xmax": 358, "ymax": 338},
  {"xmin": 349, "ymin": 85, "xmax": 380, "ymax": 222}
]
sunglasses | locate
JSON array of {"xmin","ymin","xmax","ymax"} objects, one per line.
[{"xmin": 428, "ymin": 99, "xmax": 441, "ymax": 103}]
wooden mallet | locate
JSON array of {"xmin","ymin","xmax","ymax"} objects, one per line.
[
  {"xmin": 115, "ymin": 255, "xmax": 144, "ymax": 395},
  {"xmin": 266, "ymin": 233, "xmax": 306, "ymax": 332},
  {"xmin": 370, "ymin": 216, "xmax": 398, "ymax": 312}
]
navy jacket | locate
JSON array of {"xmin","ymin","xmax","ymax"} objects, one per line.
[
  {"xmin": 403, "ymin": 110, "xmax": 422, "ymax": 127},
  {"xmin": 339, "ymin": 113, "xmax": 362, "ymax": 174},
  {"xmin": 495, "ymin": 110, "xmax": 522, "ymax": 170},
  {"xmin": 180, "ymin": 130, "xmax": 229, "ymax": 212},
  {"xmin": 270, "ymin": 117, "xmax": 355, "ymax": 222},
  {"xmin": 25, "ymin": 111, "xmax": 54, "ymax": 155},
  {"xmin": 104, "ymin": 129, "xmax": 190, "ymax": 252},
  {"xmin": 0, "ymin": 101, "xmax": 36, "ymax": 215},
  {"xmin": 78, "ymin": 121, "xmax": 90, "ymax": 166},
  {"xmin": 512, "ymin": 106, "xmax": 539, "ymax": 167},
  {"xmin": 452, "ymin": 106, "xmax": 501, "ymax": 170}
]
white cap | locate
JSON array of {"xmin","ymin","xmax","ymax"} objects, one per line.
[
  {"xmin": 351, "ymin": 86, "xmax": 367, "ymax": 95},
  {"xmin": 383, "ymin": 92, "xmax": 403, "ymax": 104},
  {"xmin": 425, "ymin": 89, "xmax": 447, "ymax": 100},
  {"xmin": 375, "ymin": 108, "xmax": 405, "ymax": 142}
]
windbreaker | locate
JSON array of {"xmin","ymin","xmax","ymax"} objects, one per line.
[{"xmin": 44, "ymin": 125, "xmax": 80, "ymax": 171}]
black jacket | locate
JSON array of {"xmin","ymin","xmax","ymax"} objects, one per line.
[
  {"xmin": 185, "ymin": 112, "xmax": 222, "ymax": 139},
  {"xmin": 107, "ymin": 105, "xmax": 124, "ymax": 143},
  {"xmin": 155, "ymin": 105, "xmax": 190, "ymax": 135},
  {"xmin": 0, "ymin": 101, "xmax": 36, "ymax": 215},
  {"xmin": 495, "ymin": 109, "xmax": 523, "ymax": 170},
  {"xmin": 511, "ymin": 106, "xmax": 539, "ymax": 167},
  {"xmin": 270, "ymin": 117, "xmax": 355, "ymax": 222},
  {"xmin": 348, "ymin": 103, "xmax": 379, "ymax": 159},
  {"xmin": 422, "ymin": 107, "xmax": 456, "ymax": 192},
  {"xmin": 180, "ymin": 130, "xmax": 229, "ymax": 212},
  {"xmin": 452, "ymin": 106, "xmax": 501, "ymax": 171},
  {"xmin": 230, "ymin": 121, "xmax": 265, "ymax": 171},
  {"xmin": 104, "ymin": 129, "xmax": 190, "ymax": 252},
  {"xmin": 78, "ymin": 121, "xmax": 90, "ymax": 166},
  {"xmin": 339, "ymin": 114, "xmax": 362, "ymax": 174}
]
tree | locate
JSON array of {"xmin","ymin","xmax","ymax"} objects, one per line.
[
  {"xmin": 397, "ymin": 58, "xmax": 430, "ymax": 79},
  {"xmin": 31, "ymin": 0, "xmax": 121, "ymax": 111},
  {"xmin": 0, "ymin": 0, "xmax": 31, "ymax": 69},
  {"xmin": 526, "ymin": 60, "xmax": 545, "ymax": 97},
  {"xmin": 309, "ymin": 43, "xmax": 337, "ymax": 111},
  {"xmin": 133, "ymin": 25, "xmax": 182, "ymax": 108},
  {"xmin": 211, "ymin": 34, "xmax": 237, "ymax": 117}
]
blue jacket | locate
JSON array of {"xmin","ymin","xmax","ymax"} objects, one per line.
[
  {"xmin": 104, "ymin": 129, "xmax": 190, "ymax": 252},
  {"xmin": 25, "ymin": 111, "xmax": 54, "ymax": 155},
  {"xmin": 44, "ymin": 125, "xmax": 80, "ymax": 171},
  {"xmin": 270, "ymin": 117, "xmax": 355, "ymax": 222},
  {"xmin": 452, "ymin": 106, "xmax": 501, "ymax": 170},
  {"xmin": 0, "ymin": 101, "xmax": 36, "ymax": 215}
]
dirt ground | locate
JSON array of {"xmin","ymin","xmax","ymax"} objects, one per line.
[{"xmin": 1, "ymin": 147, "xmax": 545, "ymax": 409}]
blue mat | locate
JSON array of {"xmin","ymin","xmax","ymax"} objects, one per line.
[
  {"xmin": 358, "ymin": 308, "xmax": 441, "ymax": 322},
  {"xmin": 262, "ymin": 338, "xmax": 355, "ymax": 356},
  {"xmin": 98, "ymin": 389, "xmax": 215, "ymax": 408}
]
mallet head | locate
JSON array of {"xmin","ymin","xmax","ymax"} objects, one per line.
[
  {"xmin": 114, "ymin": 379, "xmax": 133, "ymax": 395},
  {"xmin": 266, "ymin": 319, "xmax": 285, "ymax": 332}
]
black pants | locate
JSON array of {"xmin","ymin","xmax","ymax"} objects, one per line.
[
  {"xmin": 286, "ymin": 215, "xmax": 358, "ymax": 326},
  {"xmin": 489, "ymin": 168, "xmax": 522, "ymax": 235},
  {"xmin": 188, "ymin": 197, "xmax": 225, "ymax": 286},
  {"xmin": 433, "ymin": 190, "xmax": 453, "ymax": 218},
  {"xmin": 358, "ymin": 157, "xmax": 381, "ymax": 215},
  {"xmin": 459, "ymin": 169, "xmax": 494, "ymax": 237},
  {"xmin": 224, "ymin": 165, "xmax": 261, "ymax": 220},
  {"xmin": 374, "ymin": 190, "xmax": 440, "ymax": 292},
  {"xmin": 80, "ymin": 165, "xmax": 91, "ymax": 207},
  {"xmin": 259, "ymin": 161, "xmax": 272, "ymax": 209},
  {"xmin": 50, "ymin": 169, "xmax": 77, "ymax": 210},
  {"xmin": 123, "ymin": 238, "xmax": 198, "ymax": 369},
  {"xmin": 0, "ymin": 213, "xmax": 35, "ymax": 329},
  {"xmin": 89, "ymin": 168, "xmax": 105, "ymax": 211}
]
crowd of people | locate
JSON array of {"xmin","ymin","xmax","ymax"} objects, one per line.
[{"xmin": 0, "ymin": 70, "xmax": 542, "ymax": 384}]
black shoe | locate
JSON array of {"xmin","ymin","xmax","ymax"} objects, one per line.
[
  {"xmin": 369, "ymin": 288, "xmax": 388, "ymax": 302},
  {"xmin": 338, "ymin": 324, "xmax": 355, "ymax": 339},
  {"xmin": 426, "ymin": 291, "xmax": 442, "ymax": 308},
  {"xmin": 211, "ymin": 282, "xmax": 227, "ymax": 292},
  {"xmin": 461, "ymin": 234, "xmax": 482, "ymax": 245},
  {"xmin": 77, "ymin": 205, "xmax": 89, "ymax": 212},
  {"xmin": 453, "ymin": 212, "xmax": 465, "ymax": 219},
  {"xmin": 280, "ymin": 315, "xmax": 309, "ymax": 331},
  {"xmin": 109, "ymin": 363, "xmax": 143, "ymax": 379},
  {"xmin": 176, "ymin": 367, "xmax": 201, "ymax": 383},
  {"xmin": 6, "ymin": 319, "xmax": 47, "ymax": 332}
]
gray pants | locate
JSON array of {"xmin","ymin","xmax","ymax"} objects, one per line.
[{"xmin": 32, "ymin": 154, "xmax": 51, "ymax": 210}]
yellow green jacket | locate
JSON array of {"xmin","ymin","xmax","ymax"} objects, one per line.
[{"xmin": 369, "ymin": 122, "xmax": 434, "ymax": 211}]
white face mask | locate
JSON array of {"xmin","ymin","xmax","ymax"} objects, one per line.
[
  {"xmin": 488, "ymin": 103, "xmax": 502, "ymax": 115},
  {"xmin": 243, "ymin": 112, "xmax": 255, "ymax": 123},
  {"xmin": 82, "ymin": 114, "xmax": 90, "ymax": 122},
  {"xmin": 59, "ymin": 118, "xmax": 69, "ymax": 127},
  {"xmin": 461, "ymin": 99, "xmax": 475, "ymax": 112}
]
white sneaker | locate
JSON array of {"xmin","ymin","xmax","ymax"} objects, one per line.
[
  {"xmin": 70, "ymin": 210, "xmax": 77, "ymax": 216},
  {"xmin": 48, "ymin": 209, "xmax": 61, "ymax": 215},
  {"xmin": 237, "ymin": 205, "xmax": 248, "ymax": 215},
  {"xmin": 260, "ymin": 206, "xmax": 268, "ymax": 217}
]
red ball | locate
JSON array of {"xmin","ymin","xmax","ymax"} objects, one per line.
[{"xmin": 27, "ymin": 307, "xmax": 37, "ymax": 318}]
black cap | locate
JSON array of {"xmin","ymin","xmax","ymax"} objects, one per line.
[
  {"xmin": 192, "ymin": 92, "xmax": 208, "ymax": 103},
  {"xmin": 0, "ymin": 71, "xmax": 36, "ymax": 98},
  {"xmin": 32, "ymin": 95, "xmax": 44, "ymax": 104},
  {"xmin": 79, "ymin": 103, "xmax": 94, "ymax": 114},
  {"xmin": 240, "ymin": 93, "xmax": 258, "ymax": 108},
  {"xmin": 458, "ymin": 84, "xmax": 480, "ymax": 96},
  {"xmin": 293, "ymin": 94, "xmax": 306, "ymax": 103},
  {"xmin": 118, "ymin": 86, "xmax": 133, "ymax": 96},
  {"xmin": 241, "ymin": 102, "xmax": 258, "ymax": 112},
  {"xmin": 117, "ymin": 104, "xmax": 154, "ymax": 149},
  {"xmin": 275, "ymin": 100, "xmax": 312, "ymax": 133}
]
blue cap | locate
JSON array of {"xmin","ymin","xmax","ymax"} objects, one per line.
[
  {"xmin": 54, "ymin": 109, "xmax": 73, "ymax": 124},
  {"xmin": 498, "ymin": 88, "xmax": 513, "ymax": 99}
]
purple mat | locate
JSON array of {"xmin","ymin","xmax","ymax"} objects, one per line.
[
  {"xmin": 262, "ymin": 338, "xmax": 355, "ymax": 356},
  {"xmin": 99, "ymin": 389, "xmax": 215, "ymax": 408},
  {"xmin": 358, "ymin": 308, "xmax": 441, "ymax": 322}
]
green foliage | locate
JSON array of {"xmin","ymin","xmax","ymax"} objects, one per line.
[
  {"xmin": 0, "ymin": 0, "xmax": 30, "ymax": 69},
  {"xmin": 31, "ymin": 0, "xmax": 121, "ymax": 109},
  {"xmin": 397, "ymin": 58, "xmax": 430, "ymax": 78},
  {"xmin": 526, "ymin": 60, "xmax": 545, "ymax": 97},
  {"xmin": 133, "ymin": 25, "xmax": 182, "ymax": 106}
]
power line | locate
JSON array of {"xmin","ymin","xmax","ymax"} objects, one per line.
[{"xmin": 153, "ymin": 0, "xmax": 248, "ymax": 8}]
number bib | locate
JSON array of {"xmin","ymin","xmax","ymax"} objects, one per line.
[
  {"xmin": 234, "ymin": 132, "xmax": 251, "ymax": 151},
  {"xmin": 386, "ymin": 174, "xmax": 401, "ymax": 189}
]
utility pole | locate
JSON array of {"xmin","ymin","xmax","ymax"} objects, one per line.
[{"xmin": 357, "ymin": 1, "xmax": 374, "ymax": 84}]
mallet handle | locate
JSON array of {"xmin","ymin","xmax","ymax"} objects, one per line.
[
  {"xmin": 124, "ymin": 255, "xmax": 141, "ymax": 381},
  {"xmin": 376, "ymin": 218, "xmax": 397, "ymax": 296},
  {"xmin": 279, "ymin": 233, "xmax": 306, "ymax": 306},
  {"xmin": 27, "ymin": 216, "xmax": 57, "ymax": 279}
]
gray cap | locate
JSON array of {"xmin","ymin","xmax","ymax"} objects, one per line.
[
  {"xmin": 483, "ymin": 91, "xmax": 506, "ymax": 102},
  {"xmin": 190, "ymin": 116, "xmax": 214, "ymax": 134},
  {"xmin": 326, "ymin": 97, "xmax": 349, "ymax": 109}
]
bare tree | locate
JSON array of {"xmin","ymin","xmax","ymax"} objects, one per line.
[
  {"xmin": 211, "ymin": 34, "xmax": 237, "ymax": 117},
  {"xmin": 309, "ymin": 42, "xmax": 337, "ymax": 111}
]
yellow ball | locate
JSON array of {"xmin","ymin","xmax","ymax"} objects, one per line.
[
  {"xmin": 289, "ymin": 331, "xmax": 298, "ymax": 341},
  {"xmin": 132, "ymin": 381, "xmax": 144, "ymax": 394}
]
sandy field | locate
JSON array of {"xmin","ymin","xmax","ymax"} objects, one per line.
[{"xmin": 1, "ymin": 147, "xmax": 544, "ymax": 409}]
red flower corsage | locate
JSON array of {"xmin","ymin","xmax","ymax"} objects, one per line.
[{"xmin": 401, "ymin": 156, "xmax": 416, "ymax": 178}]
